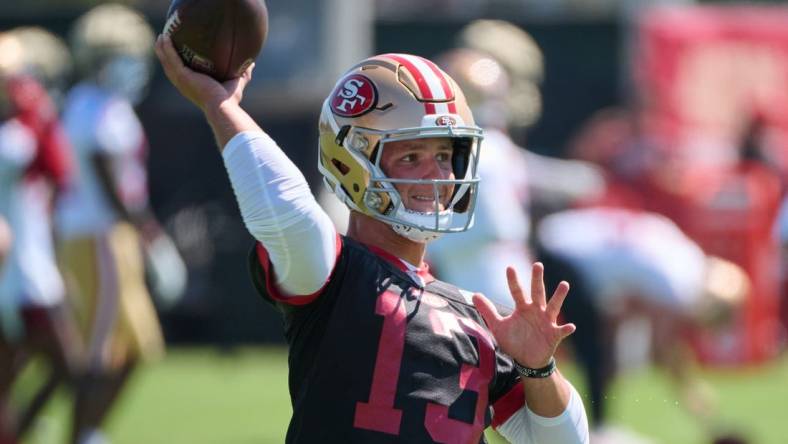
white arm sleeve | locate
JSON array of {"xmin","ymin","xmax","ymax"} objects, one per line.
[
  {"xmin": 497, "ymin": 382, "xmax": 589, "ymax": 444},
  {"xmin": 222, "ymin": 131, "xmax": 337, "ymax": 297}
]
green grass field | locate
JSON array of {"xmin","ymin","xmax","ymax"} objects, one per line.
[{"xmin": 17, "ymin": 347, "xmax": 788, "ymax": 444}]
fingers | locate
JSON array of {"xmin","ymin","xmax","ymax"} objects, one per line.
[
  {"xmin": 557, "ymin": 322, "xmax": 576, "ymax": 340},
  {"xmin": 155, "ymin": 35, "xmax": 184, "ymax": 85},
  {"xmin": 158, "ymin": 34, "xmax": 185, "ymax": 68},
  {"xmin": 244, "ymin": 62, "xmax": 256, "ymax": 80},
  {"xmin": 229, "ymin": 63, "xmax": 256, "ymax": 98},
  {"xmin": 546, "ymin": 281, "xmax": 570, "ymax": 320},
  {"xmin": 153, "ymin": 35, "xmax": 167, "ymax": 70},
  {"xmin": 472, "ymin": 293, "xmax": 503, "ymax": 328},
  {"xmin": 506, "ymin": 267, "xmax": 530, "ymax": 308},
  {"xmin": 531, "ymin": 262, "xmax": 546, "ymax": 309}
]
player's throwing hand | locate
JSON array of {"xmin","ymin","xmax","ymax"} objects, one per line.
[{"xmin": 154, "ymin": 34, "xmax": 254, "ymax": 112}]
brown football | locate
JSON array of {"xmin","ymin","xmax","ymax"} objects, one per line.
[{"xmin": 163, "ymin": 0, "xmax": 268, "ymax": 81}]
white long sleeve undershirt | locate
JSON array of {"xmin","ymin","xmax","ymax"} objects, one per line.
[
  {"xmin": 222, "ymin": 131, "xmax": 337, "ymax": 296},
  {"xmin": 497, "ymin": 382, "xmax": 589, "ymax": 444}
]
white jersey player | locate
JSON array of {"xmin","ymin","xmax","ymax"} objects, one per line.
[
  {"xmin": 537, "ymin": 207, "xmax": 709, "ymax": 315},
  {"xmin": 57, "ymin": 82, "xmax": 149, "ymax": 239},
  {"xmin": 536, "ymin": 206, "xmax": 748, "ymax": 438},
  {"xmin": 0, "ymin": 87, "xmax": 81, "ymax": 442},
  {"xmin": 0, "ymin": 117, "xmax": 65, "ymax": 339},
  {"xmin": 57, "ymin": 6, "xmax": 167, "ymax": 443}
]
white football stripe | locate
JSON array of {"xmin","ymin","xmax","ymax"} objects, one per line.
[
  {"xmin": 432, "ymin": 102, "xmax": 450, "ymax": 114},
  {"xmin": 400, "ymin": 54, "xmax": 450, "ymax": 101}
]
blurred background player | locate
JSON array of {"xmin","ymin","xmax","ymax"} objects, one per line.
[
  {"xmin": 2, "ymin": 26, "xmax": 73, "ymax": 110},
  {"xmin": 427, "ymin": 20, "xmax": 603, "ymax": 308},
  {"xmin": 55, "ymin": 4, "xmax": 178, "ymax": 443},
  {"xmin": 455, "ymin": 19, "xmax": 605, "ymax": 218},
  {"xmin": 536, "ymin": 206, "xmax": 750, "ymax": 443},
  {"xmin": 456, "ymin": 19, "xmax": 543, "ymax": 145},
  {"xmin": 0, "ymin": 29, "xmax": 83, "ymax": 444},
  {"xmin": 455, "ymin": 19, "xmax": 604, "ymax": 217}
]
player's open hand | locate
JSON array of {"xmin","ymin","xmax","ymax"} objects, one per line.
[
  {"xmin": 154, "ymin": 34, "xmax": 253, "ymax": 112},
  {"xmin": 473, "ymin": 263, "xmax": 575, "ymax": 369}
]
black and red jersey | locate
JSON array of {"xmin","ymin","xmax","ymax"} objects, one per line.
[{"xmin": 249, "ymin": 235, "xmax": 525, "ymax": 443}]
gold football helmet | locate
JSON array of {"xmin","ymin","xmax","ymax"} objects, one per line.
[
  {"xmin": 318, "ymin": 53, "xmax": 483, "ymax": 242},
  {"xmin": 70, "ymin": 3, "xmax": 154, "ymax": 103},
  {"xmin": 458, "ymin": 19, "xmax": 544, "ymax": 129},
  {"xmin": 436, "ymin": 48, "xmax": 510, "ymax": 129},
  {"xmin": 2, "ymin": 27, "xmax": 72, "ymax": 104}
]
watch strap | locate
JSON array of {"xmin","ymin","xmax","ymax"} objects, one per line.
[{"xmin": 513, "ymin": 357, "xmax": 556, "ymax": 378}]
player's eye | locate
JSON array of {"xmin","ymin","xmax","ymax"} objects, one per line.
[{"xmin": 399, "ymin": 153, "xmax": 417, "ymax": 163}]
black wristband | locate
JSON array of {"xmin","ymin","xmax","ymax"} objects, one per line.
[{"xmin": 513, "ymin": 357, "xmax": 556, "ymax": 378}]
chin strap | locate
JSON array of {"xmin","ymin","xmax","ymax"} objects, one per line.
[
  {"xmin": 389, "ymin": 207, "xmax": 452, "ymax": 243},
  {"xmin": 391, "ymin": 222, "xmax": 443, "ymax": 243}
]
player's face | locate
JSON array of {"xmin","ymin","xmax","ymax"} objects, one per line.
[{"xmin": 379, "ymin": 137, "xmax": 455, "ymax": 213}]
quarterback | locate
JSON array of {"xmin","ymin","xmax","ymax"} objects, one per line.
[{"xmin": 156, "ymin": 34, "xmax": 588, "ymax": 443}]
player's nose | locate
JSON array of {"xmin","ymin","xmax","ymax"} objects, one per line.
[{"xmin": 420, "ymin": 157, "xmax": 451, "ymax": 180}]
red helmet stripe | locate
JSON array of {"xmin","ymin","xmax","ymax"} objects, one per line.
[
  {"xmin": 383, "ymin": 54, "xmax": 434, "ymax": 99},
  {"xmin": 382, "ymin": 53, "xmax": 452, "ymax": 115},
  {"xmin": 420, "ymin": 57, "xmax": 458, "ymax": 114}
]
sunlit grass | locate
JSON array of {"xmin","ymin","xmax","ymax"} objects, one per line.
[{"xmin": 16, "ymin": 348, "xmax": 788, "ymax": 444}]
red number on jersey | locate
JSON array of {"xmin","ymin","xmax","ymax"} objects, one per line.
[
  {"xmin": 425, "ymin": 308, "xmax": 495, "ymax": 443},
  {"xmin": 353, "ymin": 290, "xmax": 406, "ymax": 435},
  {"xmin": 354, "ymin": 289, "xmax": 495, "ymax": 442}
]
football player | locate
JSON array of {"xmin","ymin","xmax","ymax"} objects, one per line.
[
  {"xmin": 0, "ymin": 31, "xmax": 82, "ymax": 444},
  {"xmin": 3, "ymin": 26, "xmax": 73, "ymax": 109},
  {"xmin": 536, "ymin": 206, "xmax": 749, "ymax": 440},
  {"xmin": 156, "ymin": 35, "xmax": 589, "ymax": 442},
  {"xmin": 57, "ymin": 5, "xmax": 170, "ymax": 443}
]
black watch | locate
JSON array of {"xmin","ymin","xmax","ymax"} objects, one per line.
[{"xmin": 513, "ymin": 357, "xmax": 556, "ymax": 378}]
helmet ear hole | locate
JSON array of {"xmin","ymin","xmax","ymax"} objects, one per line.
[
  {"xmin": 451, "ymin": 138, "xmax": 472, "ymax": 179},
  {"xmin": 331, "ymin": 158, "xmax": 350, "ymax": 175},
  {"xmin": 453, "ymin": 187, "xmax": 472, "ymax": 213},
  {"xmin": 448, "ymin": 137, "xmax": 473, "ymax": 212},
  {"xmin": 368, "ymin": 143, "xmax": 381, "ymax": 167}
]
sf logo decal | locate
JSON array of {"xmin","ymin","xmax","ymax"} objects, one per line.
[
  {"xmin": 435, "ymin": 115, "xmax": 457, "ymax": 126},
  {"xmin": 331, "ymin": 74, "xmax": 378, "ymax": 117}
]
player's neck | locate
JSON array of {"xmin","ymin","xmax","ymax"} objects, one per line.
[{"xmin": 347, "ymin": 212, "xmax": 426, "ymax": 267}]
